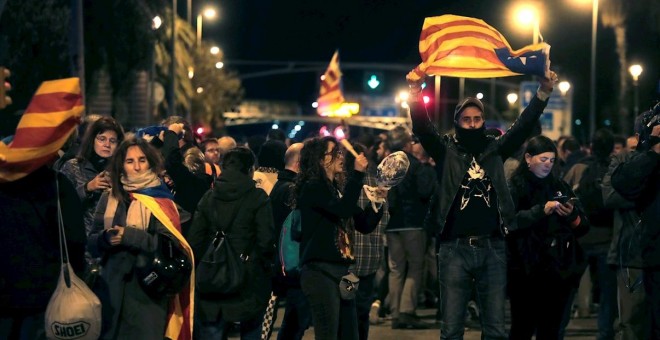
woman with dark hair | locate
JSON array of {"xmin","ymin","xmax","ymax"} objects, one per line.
[
  {"xmin": 88, "ymin": 138, "xmax": 194, "ymax": 339},
  {"xmin": 295, "ymin": 136, "xmax": 384, "ymax": 340},
  {"xmin": 60, "ymin": 116, "xmax": 124, "ymax": 234},
  {"xmin": 506, "ymin": 135, "xmax": 589, "ymax": 339}
]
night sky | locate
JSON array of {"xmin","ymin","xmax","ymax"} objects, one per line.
[{"xmin": 198, "ymin": 0, "xmax": 658, "ymax": 135}]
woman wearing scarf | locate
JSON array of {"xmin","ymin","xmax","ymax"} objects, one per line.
[
  {"xmin": 60, "ymin": 116, "xmax": 124, "ymax": 235},
  {"xmin": 88, "ymin": 138, "xmax": 193, "ymax": 340}
]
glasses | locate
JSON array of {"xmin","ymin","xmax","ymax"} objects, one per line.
[{"xmin": 96, "ymin": 135, "xmax": 118, "ymax": 145}]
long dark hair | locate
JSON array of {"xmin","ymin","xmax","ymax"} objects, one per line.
[
  {"xmin": 293, "ymin": 136, "xmax": 339, "ymax": 205},
  {"xmin": 77, "ymin": 116, "xmax": 124, "ymax": 161},
  {"xmin": 509, "ymin": 135, "xmax": 558, "ymax": 189},
  {"xmin": 108, "ymin": 138, "xmax": 163, "ymax": 199}
]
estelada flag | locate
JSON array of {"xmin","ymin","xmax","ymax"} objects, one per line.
[
  {"xmin": 317, "ymin": 50, "xmax": 345, "ymax": 116},
  {"xmin": 0, "ymin": 78, "xmax": 82, "ymax": 182},
  {"xmin": 132, "ymin": 193, "xmax": 195, "ymax": 340},
  {"xmin": 407, "ymin": 15, "xmax": 550, "ymax": 81}
]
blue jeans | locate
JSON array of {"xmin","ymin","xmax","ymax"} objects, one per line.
[
  {"xmin": 198, "ymin": 313, "xmax": 262, "ymax": 340},
  {"xmin": 437, "ymin": 237, "xmax": 507, "ymax": 340}
]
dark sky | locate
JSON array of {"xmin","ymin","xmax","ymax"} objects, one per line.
[{"xmin": 197, "ymin": 0, "xmax": 659, "ymax": 134}]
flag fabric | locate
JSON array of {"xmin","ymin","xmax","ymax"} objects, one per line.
[
  {"xmin": 317, "ymin": 50, "xmax": 345, "ymax": 115},
  {"xmin": 0, "ymin": 78, "xmax": 82, "ymax": 182},
  {"xmin": 407, "ymin": 15, "xmax": 550, "ymax": 81},
  {"xmin": 132, "ymin": 193, "xmax": 195, "ymax": 340}
]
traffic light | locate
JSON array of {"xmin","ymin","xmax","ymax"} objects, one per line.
[
  {"xmin": 364, "ymin": 71, "xmax": 383, "ymax": 92},
  {"xmin": 0, "ymin": 67, "xmax": 11, "ymax": 109}
]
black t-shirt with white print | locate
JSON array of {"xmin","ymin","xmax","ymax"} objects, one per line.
[{"xmin": 442, "ymin": 156, "xmax": 500, "ymax": 240}]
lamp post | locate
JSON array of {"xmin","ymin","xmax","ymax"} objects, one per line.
[
  {"xmin": 629, "ymin": 64, "xmax": 643, "ymax": 117},
  {"xmin": 196, "ymin": 7, "xmax": 216, "ymax": 47},
  {"xmin": 589, "ymin": 0, "xmax": 598, "ymax": 137}
]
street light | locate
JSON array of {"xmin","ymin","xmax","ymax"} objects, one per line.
[
  {"xmin": 210, "ymin": 46, "xmax": 220, "ymax": 55},
  {"xmin": 507, "ymin": 93, "xmax": 518, "ymax": 106},
  {"xmin": 152, "ymin": 16, "xmax": 162, "ymax": 30},
  {"xmin": 512, "ymin": 3, "xmax": 541, "ymax": 44},
  {"xmin": 558, "ymin": 81, "xmax": 571, "ymax": 96},
  {"xmin": 629, "ymin": 64, "xmax": 643, "ymax": 116},
  {"xmin": 196, "ymin": 7, "xmax": 217, "ymax": 46}
]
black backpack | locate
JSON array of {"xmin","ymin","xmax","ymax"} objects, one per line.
[
  {"xmin": 195, "ymin": 196, "xmax": 251, "ymax": 297},
  {"xmin": 575, "ymin": 159, "xmax": 614, "ymax": 227}
]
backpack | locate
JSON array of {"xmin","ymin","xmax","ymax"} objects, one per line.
[
  {"xmin": 195, "ymin": 196, "xmax": 250, "ymax": 297},
  {"xmin": 278, "ymin": 209, "xmax": 302, "ymax": 277},
  {"xmin": 575, "ymin": 160, "xmax": 614, "ymax": 227}
]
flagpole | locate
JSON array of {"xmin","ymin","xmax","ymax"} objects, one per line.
[{"xmin": 434, "ymin": 75, "xmax": 442, "ymax": 131}]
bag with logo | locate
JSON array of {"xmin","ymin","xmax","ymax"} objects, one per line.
[
  {"xmin": 196, "ymin": 196, "xmax": 251, "ymax": 297},
  {"xmin": 45, "ymin": 179, "xmax": 102, "ymax": 340}
]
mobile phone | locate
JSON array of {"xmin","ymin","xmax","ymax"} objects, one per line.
[
  {"xmin": 552, "ymin": 195, "xmax": 569, "ymax": 204},
  {"xmin": 566, "ymin": 197, "xmax": 579, "ymax": 205}
]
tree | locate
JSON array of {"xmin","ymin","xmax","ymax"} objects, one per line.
[{"xmin": 190, "ymin": 43, "xmax": 243, "ymax": 135}]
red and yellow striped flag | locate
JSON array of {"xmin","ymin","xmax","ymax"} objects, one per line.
[
  {"xmin": 407, "ymin": 15, "xmax": 550, "ymax": 81},
  {"xmin": 317, "ymin": 50, "xmax": 345, "ymax": 116},
  {"xmin": 132, "ymin": 193, "xmax": 195, "ymax": 340},
  {"xmin": 0, "ymin": 78, "xmax": 83, "ymax": 182}
]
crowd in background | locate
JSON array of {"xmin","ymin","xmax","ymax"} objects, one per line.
[{"xmin": 1, "ymin": 74, "xmax": 659, "ymax": 340}]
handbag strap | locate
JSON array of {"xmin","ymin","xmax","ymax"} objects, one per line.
[
  {"xmin": 55, "ymin": 177, "xmax": 74, "ymax": 287},
  {"xmin": 213, "ymin": 194, "xmax": 254, "ymax": 258}
]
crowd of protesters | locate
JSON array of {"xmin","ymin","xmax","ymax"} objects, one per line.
[{"xmin": 1, "ymin": 71, "xmax": 659, "ymax": 340}]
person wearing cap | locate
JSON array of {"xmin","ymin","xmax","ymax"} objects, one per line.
[{"xmin": 407, "ymin": 71, "xmax": 557, "ymax": 339}]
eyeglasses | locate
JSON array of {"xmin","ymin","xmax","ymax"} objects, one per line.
[{"xmin": 96, "ymin": 135, "xmax": 118, "ymax": 145}]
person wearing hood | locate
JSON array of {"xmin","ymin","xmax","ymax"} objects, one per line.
[
  {"xmin": 408, "ymin": 72, "xmax": 556, "ymax": 339},
  {"xmin": 188, "ymin": 146, "xmax": 275, "ymax": 339},
  {"xmin": 60, "ymin": 116, "xmax": 125, "ymax": 235}
]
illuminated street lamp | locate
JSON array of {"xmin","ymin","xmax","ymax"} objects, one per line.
[
  {"xmin": 215, "ymin": 61, "xmax": 224, "ymax": 69},
  {"xmin": 196, "ymin": 7, "xmax": 217, "ymax": 46},
  {"xmin": 506, "ymin": 93, "xmax": 518, "ymax": 106},
  {"xmin": 629, "ymin": 64, "xmax": 643, "ymax": 116},
  {"xmin": 210, "ymin": 46, "xmax": 220, "ymax": 55},
  {"xmin": 152, "ymin": 16, "xmax": 162, "ymax": 30},
  {"xmin": 512, "ymin": 3, "xmax": 541, "ymax": 44},
  {"xmin": 558, "ymin": 81, "xmax": 571, "ymax": 96}
]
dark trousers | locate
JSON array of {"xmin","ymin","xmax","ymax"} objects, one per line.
[
  {"xmin": 300, "ymin": 262, "xmax": 358, "ymax": 340},
  {"xmin": 276, "ymin": 287, "xmax": 312, "ymax": 340},
  {"xmin": 508, "ymin": 268, "xmax": 574, "ymax": 340},
  {"xmin": 356, "ymin": 273, "xmax": 376, "ymax": 340},
  {"xmin": 643, "ymin": 268, "xmax": 660, "ymax": 340}
]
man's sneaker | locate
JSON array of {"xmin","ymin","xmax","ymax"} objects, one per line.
[{"xmin": 369, "ymin": 300, "xmax": 382, "ymax": 325}]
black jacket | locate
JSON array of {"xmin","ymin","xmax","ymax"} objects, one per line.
[
  {"xmin": 507, "ymin": 170, "xmax": 589, "ymax": 284},
  {"xmin": 188, "ymin": 168, "xmax": 275, "ymax": 322},
  {"xmin": 0, "ymin": 167, "xmax": 86, "ymax": 314},
  {"xmin": 410, "ymin": 94, "xmax": 548, "ymax": 236},
  {"xmin": 386, "ymin": 151, "xmax": 435, "ymax": 232},
  {"xmin": 298, "ymin": 171, "xmax": 383, "ymax": 266},
  {"xmin": 603, "ymin": 151, "xmax": 643, "ymax": 268},
  {"xmin": 161, "ymin": 130, "xmax": 213, "ymax": 235},
  {"xmin": 611, "ymin": 150, "xmax": 660, "ymax": 268}
]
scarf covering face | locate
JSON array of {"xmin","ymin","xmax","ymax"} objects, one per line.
[
  {"xmin": 103, "ymin": 170, "xmax": 163, "ymax": 231},
  {"xmin": 455, "ymin": 125, "xmax": 488, "ymax": 155}
]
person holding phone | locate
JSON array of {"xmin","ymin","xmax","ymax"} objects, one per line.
[{"xmin": 506, "ymin": 135, "xmax": 590, "ymax": 339}]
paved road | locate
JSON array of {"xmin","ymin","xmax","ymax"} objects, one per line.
[{"xmin": 230, "ymin": 306, "xmax": 599, "ymax": 339}]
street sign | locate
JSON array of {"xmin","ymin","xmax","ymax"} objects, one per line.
[
  {"xmin": 519, "ymin": 81, "xmax": 565, "ymax": 110},
  {"xmin": 519, "ymin": 81, "xmax": 572, "ymax": 140}
]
